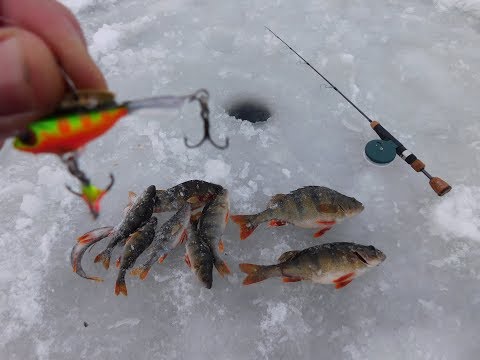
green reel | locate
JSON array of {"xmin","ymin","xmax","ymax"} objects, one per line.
[{"xmin": 364, "ymin": 139, "xmax": 397, "ymax": 165}]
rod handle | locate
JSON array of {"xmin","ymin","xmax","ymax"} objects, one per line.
[
  {"xmin": 429, "ymin": 177, "xmax": 452, "ymax": 196},
  {"xmin": 371, "ymin": 121, "xmax": 452, "ymax": 196},
  {"xmin": 410, "ymin": 159, "xmax": 425, "ymax": 172}
]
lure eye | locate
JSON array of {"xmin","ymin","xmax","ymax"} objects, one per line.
[{"xmin": 17, "ymin": 129, "xmax": 37, "ymax": 146}]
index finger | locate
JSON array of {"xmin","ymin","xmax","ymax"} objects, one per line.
[{"xmin": 1, "ymin": 0, "xmax": 107, "ymax": 90}]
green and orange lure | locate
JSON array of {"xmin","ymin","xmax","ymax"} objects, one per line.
[
  {"xmin": 13, "ymin": 89, "xmax": 228, "ymax": 219},
  {"xmin": 14, "ymin": 107, "xmax": 128, "ymax": 154}
]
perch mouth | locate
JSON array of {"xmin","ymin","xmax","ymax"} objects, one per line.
[
  {"xmin": 354, "ymin": 248, "xmax": 386, "ymax": 267},
  {"xmin": 225, "ymin": 98, "xmax": 272, "ymax": 123}
]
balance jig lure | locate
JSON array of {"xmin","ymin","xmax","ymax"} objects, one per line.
[
  {"xmin": 265, "ymin": 27, "xmax": 451, "ymax": 197},
  {"xmin": 12, "ymin": 87, "xmax": 228, "ymax": 219}
]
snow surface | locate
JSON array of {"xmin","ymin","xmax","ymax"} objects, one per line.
[{"xmin": 1, "ymin": 0, "xmax": 480, "ymax": 359}]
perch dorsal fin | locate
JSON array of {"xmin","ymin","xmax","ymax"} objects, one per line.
[{"xmin": 278, "ymin": 250, "xmax": 300, "ymax": 263}]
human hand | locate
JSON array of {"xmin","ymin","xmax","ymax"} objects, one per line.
[{"xmin": 0, "ymin": 0, "xmax": 107, "ymax": 147}]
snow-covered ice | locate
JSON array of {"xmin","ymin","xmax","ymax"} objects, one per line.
[{"xmin": 1, "ymin": 0, "xmax": 480, "ymax": 359}]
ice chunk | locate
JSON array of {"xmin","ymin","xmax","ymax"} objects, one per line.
[
  {"xmin": 340, "ymin": 53, "xmax": 355, "ymax": 64},
  {"xmin": 92, "ymin": 26, "xmax": 121, "ymax": 55},
  {"xmin": 434, "ymin": 0, "xmax": 480, "ymax": 17},
  {"xmin": 20, "ymin": 194, "xmax": 43, "ymax": 218},
  {"xmin": 204, "ymin": 159, "xmax": 231, "ymax": 183}
]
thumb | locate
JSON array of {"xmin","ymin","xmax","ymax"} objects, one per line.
[{"xmin": 0, "ymin": 27, "xmax": 64, "ymax": 140}]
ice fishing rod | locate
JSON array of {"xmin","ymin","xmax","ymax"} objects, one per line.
[{"xmin": 265, "ymin": 27, "xmax": 451, "ymax": 196}]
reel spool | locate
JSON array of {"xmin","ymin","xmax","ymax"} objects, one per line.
[{"xmin": 364, "ymin": 139, "xmax": 397, "ymax": 165}]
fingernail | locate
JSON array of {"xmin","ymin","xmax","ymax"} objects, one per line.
[{"xmin": 0, "ymin": 37, "xmax": 35, "ymax": 116}]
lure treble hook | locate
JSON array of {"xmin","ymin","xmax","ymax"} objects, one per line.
[
  {"xmin": 184, "ymin": 89, "xmax": 229, "ymax": 149},
  {"xmin": 123, "ymin": 88, "xmax": 229, "ymax": 149},
  {"xmin": 62, "ymin": 153, "xmax": 114, "ymax": 219},
  {"xmin": 65, "ymin": 173, "xmax": 115, "ymax": 220}
]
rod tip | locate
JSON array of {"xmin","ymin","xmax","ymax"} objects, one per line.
[{"xmin": 429, "ymin": 177, "xmax": 452, "ymax": 196}]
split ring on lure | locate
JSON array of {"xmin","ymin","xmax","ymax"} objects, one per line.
[{"xmin": 13, "ymin": 88, "xmax": 229, "ymax": 219}]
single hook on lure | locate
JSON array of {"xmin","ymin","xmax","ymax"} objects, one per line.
[
  {"xmin": 12, "ymin": 72, "xmax": 227, "ymax": 218},
  {"xmin": 265, "ymin": 26, "xmax": 451, "ymax": 196}
]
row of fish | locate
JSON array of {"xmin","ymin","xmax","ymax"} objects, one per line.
[
  {"xmin": 71, "ymin": 180, "xmax": 230, "ymax": 293},
  {"xmin": 70, "ymin": 180, "xmax": 385, "ymax": 294}
]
